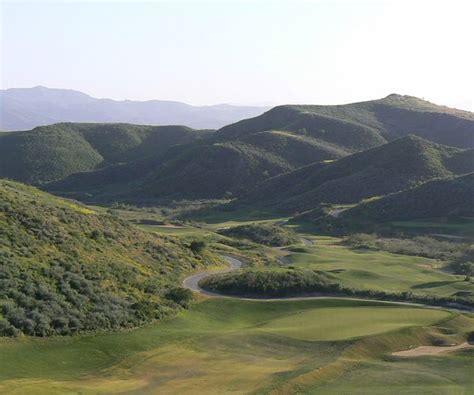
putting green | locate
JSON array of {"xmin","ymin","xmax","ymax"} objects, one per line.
[{"xmin": 258, "ymin": 306, "xmax": 450, "ymax": 341}]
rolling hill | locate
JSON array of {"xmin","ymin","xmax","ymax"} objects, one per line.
[
  {"xmin": 219, "ymin": 94, "xmax": 474, "ymax": 148},
  {"xmin": 0, "ymin": 179, "xmax": 220, "ymax": 336},
  {"xmin": 45, "ymin": 94, "xmax": 474, "ymax": 202},
  {"xmin": 0, "ymin": 123, "xmax": 212, "ymax": 185},
  {"xmin": 235, "ymin": 136, "xmax": 474, "ymax": 213},
  {"xmin": 340, "ymin": 172, "xmax": 474, "ymax": 222},
  {"xmin": 0, "ymin": 86, "xmax": 269, "ymax": 130},
  {"xmin": 45, "ymin": 127, "xmax": 351, "ymax": 201}
]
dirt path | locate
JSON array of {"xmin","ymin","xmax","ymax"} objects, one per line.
[{"xmin": 392, "ymin": 342, "xmax": 474, "ymax": 357}]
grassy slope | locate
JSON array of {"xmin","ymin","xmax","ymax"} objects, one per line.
[
  {"xmin": 46, "ymin": 133, "xmax": 347, "ymax": 201},
  {"xmin": 285, "ymin": 236, "xmax": 474, "ymax": 300},
  {"xmin": 219, "ymin": 94, "xmax": 474, "ymax": 148},
  {"xmin": 236, "ymin": 136, "xmax": 474, "ymax": 213},
  {"xmin": 0, "ymin": 179, "xmax": 221, "ymax": 336},
  {"xmin": 0, "ymin": 298, "xmax": 465, "ymax": 394},
  {"xmin": 341, "ymin": 172, "xmax": 474, "ymax": 222},
  {"xmin": 47, "ymin": 94, "xmax": 473, "ymax": 202},
  {"xmin": 388, "ymin": 217, "xmax": 474, "ymax": 237},
  {"xmin": 0, "ymin": 123, "xmax": 212, "ymax": 185}
]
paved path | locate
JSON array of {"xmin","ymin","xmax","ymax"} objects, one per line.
[
  {"xmin": 183, "ymin": 255, "xmax": 242, "ymax": 296},
  {"xmin": 182, "ymin": 255, "xmax": 474, "ymax": 313}
]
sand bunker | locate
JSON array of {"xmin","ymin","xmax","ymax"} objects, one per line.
[{"xmin": 393, "ymin": 342, "xmax": 474, "ymax": 357}]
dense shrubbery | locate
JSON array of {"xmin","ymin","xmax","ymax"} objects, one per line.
[
  {"xmin": 199, "ymin": 269, "xmax": 332, "ymax": 297},
  {"xmin": 447, "ymin": 245, "xmax": 474, "ymax": 277},
  {"xmin": 164, "ymin": 287, "xmax": 194, "ymax": 308},
  {"xmin": 218, "ymin": 224, "xmax": 298, "ymax": 246},
  {"xmin": 189, "ymin": 240, "xmax": 206, "ymax": 254},
  {"xmin": 199, "ymin": 269, "xmax": 474, "ymax": 309},
  {"xmin": 0, "ymin": 180, "xmax": 220, "ymax": 337}
]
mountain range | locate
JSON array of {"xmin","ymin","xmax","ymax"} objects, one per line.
[
  {"xmin": 44, "ymin": 94, "xmax": 474, "ymax": 202},
  {"xmin": 0, "ymin": 92, "xmax": 473, "ymax": 221},
  {"xmin": 0, "ymin": 86, "xmax": 269, "ymax": 130}
]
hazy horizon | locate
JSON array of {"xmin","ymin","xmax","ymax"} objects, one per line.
[{"xmin": 1, "ymin": 0, "xmax": 473, "ymax": 111}]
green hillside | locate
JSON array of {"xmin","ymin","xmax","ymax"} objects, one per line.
[
  {"xmin": 341, "ymin": 172, "xmax": 474, "ymax": 222},
  {"xmin": 220, "ymin": 94, "xmax": 474, "ymax": 148},
  {"xmin": 218, "ymin": 104, "xmax": 387, "ymax": 150},
  {"xmin": 47, "ymin": 134, "xmax": 348, "ymax": 201},
  {"xmin": 0, "ymin": 123, "xmax": 212, "ymax": 185},
  {"xmin": 236, "ymin": 136, "xmax": 474, "ymax": 213},
  {"xmin": 46, "ymin": 94, "xmax": 473, "ymax": 202},
  {"xmin": 0, "ymin": 179, "xmax": 220, "ymax": 336}
]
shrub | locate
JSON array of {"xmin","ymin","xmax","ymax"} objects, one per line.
[
  {"xmin": 165, "ymin": 287, "xmax": 194, "ymax": 308},
  {"xmin": 89, "ymin": 230, "xmax": 101, "ymax": 240},
  {"xmin": 190, "ymin": 240, "xmax": 206, "ymax": 254}
]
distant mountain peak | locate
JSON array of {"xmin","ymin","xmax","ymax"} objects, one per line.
[{"xmin": 0, "ymin": 86, "xmax": 270, "ymax": 130}]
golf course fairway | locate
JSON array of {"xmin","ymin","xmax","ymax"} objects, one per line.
[{"xmin": 1, "ymin": 297, "xmax": 467, "ymax": 394}]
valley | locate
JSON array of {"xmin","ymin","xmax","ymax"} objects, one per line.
[
  {"xmin": 0, "ymin": 94, "xmax": 473, "ymax": 394},
  {"xmin": 3, "ymin": 2, "xmax": 474, "ymax": 393},
  {"xmin": 2, "ymin": 199, "xmax": 473, "ymax": 393}
]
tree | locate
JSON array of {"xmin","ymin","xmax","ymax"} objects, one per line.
[
  {"xmin": 463, "ymin": 262, "xmax": 473, "ymax": 282},
  {"xmin": 190, "ymin": 240, "xmax": 206, "ymax": 254}
]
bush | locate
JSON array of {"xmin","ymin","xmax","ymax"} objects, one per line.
[
  {"xmin": 190, "ymin": 240, "xmax": 206, "ymax": 254},
  {"xmin": 165, "ymin": 287, "xmax": 194, "ymax": 308},
  {"xmin": 0, "ymin": 319, "xmax": 19, "ymax": 337},
  {"xmin": 468, "ymin": 331, "xmax": 474, "ymax": 344},
  {"xmin": 89, "ymin": 230, "xmax": 101, "ymax": 240}
]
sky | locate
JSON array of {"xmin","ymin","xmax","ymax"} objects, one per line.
[{"xmin": 1, "ymin": 0, "xmax": 473, "ymax": 110}]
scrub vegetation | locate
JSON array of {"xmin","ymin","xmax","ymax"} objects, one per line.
[{"xmin": 0, "ymin": 180, "xmax": 221, "ymax": 336}]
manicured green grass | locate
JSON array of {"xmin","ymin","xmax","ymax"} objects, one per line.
[
  {"xmin": 288, "ymin": 236, "xmax": 473, "ymax": 299},
  {"xmin": 0, "ymin": 298, "xmax": 459, "ymax": 394},
  {"xmin": 187, "ymin": 207, "xmax": 288, "ymax": 228},
  {"xmin": 308, "ymin": 351, "xmax": 474, "ymax": 394},
  {"xmin": 259, "ymin": 306, "xmax": 449, "ymax": 341},
  {"xmin": 390, "ymin": 217, "xmax": 474, "ymax": 238}
]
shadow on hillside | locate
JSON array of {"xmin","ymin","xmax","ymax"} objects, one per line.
[{"xmin": 411, "ymin": 280, "xmax": 459, "ymax": 289}]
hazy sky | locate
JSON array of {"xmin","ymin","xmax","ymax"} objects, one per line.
[{"xmin": 1, "ymin": 0, "xmax": 473, "ymax": 110}]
